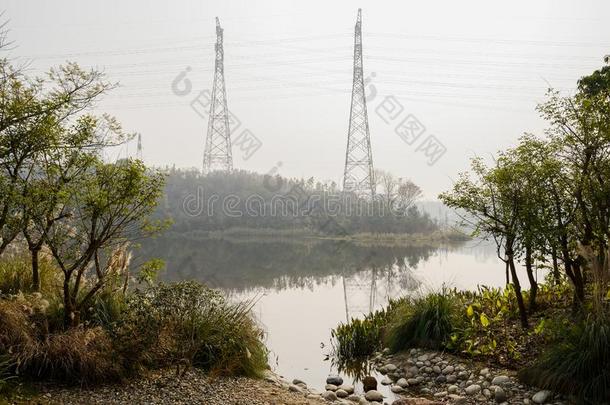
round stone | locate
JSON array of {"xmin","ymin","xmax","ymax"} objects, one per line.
[
  {"xmin": 321, "ymin": 390, "xmax": 338, "ymax": 401},
  {"xmin": 338, "ymin": 384, "xmax": 354, "ymax": 394},
  {"xmin": 326, "ymin": 375, "xmax": 343, "ymax": 386},
  {"xmin": 364, "ymin": 390, "xmax": 384, "ymax": 402},
  {"xmin": 385, "ymin": 363, "xmax": 398, "ymax": 372},
  {"xmin": 335, "ymin": 389, "xmax": 348, "ymax": 398},
  {"xmin": 381, "ymin": 377, "xmax": 393, "ymax": 385},
  {"xmin": 532, "ymin": 390, "xmax": 552, "ymax": 404},
  {"xmin": 491, "ymin": 375, "xmax": 511, "ymax": 386},
  {"xmin": 465, "ymin": 384, "xmax": 482, "ymax": 395},
  {"xmin": 495, "ymin": 386, "xmax": 508, "ymax": 403}
]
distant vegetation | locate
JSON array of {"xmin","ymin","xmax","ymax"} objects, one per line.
[
  {"xmin": 157, "ymin": 168, "xmax": 442, "ymax": 236},
  {"xmin": 334, "ymin": 59, "xmax": 610, "ymax": 404}
]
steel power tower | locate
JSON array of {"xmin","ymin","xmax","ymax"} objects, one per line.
[
  {"xmin": 342, "ymin": 9, "xmax": 375, "ymax": 198},
  {"xmin": 203, "ymin": 17, "xmax": 233, "ymax": 174}
]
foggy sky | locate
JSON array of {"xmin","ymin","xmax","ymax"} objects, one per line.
[{"xmin": 3, "ymin": 0, "xmax": 610, "ymax": 198}]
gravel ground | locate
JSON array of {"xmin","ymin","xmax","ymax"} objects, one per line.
[{"xmin": 32, "ymin": 369, "xmax": 326, "ymax": 405}]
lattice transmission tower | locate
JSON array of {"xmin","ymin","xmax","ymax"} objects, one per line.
[
  {"xmin": 342, "ymin": 9, "xmax": 375, "ymax": 197},
  {"xmin": 203, "ymin": 17, "xmax": 233, "ymax": 174}
]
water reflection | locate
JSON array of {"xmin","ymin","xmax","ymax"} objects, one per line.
[{"xmin": 135, "ymin": 234, "xmax": 445, "ymax": 294}]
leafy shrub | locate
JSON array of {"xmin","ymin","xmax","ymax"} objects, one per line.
[
  {"xmin": 387, "ymin": 292, "xmax": 456, "ymax": 351},
  {"xmin": 448, "ymin": 286, "xmax": 520, "ymax": 359},
  {"xmin": 112, "ymin": 281, "xmax": 268, "ymax": 377},
  {"xmin": 519, "ymin": 314, "xmax": 610, "ymax": 404},
  {"xmin": 0, "ymin": 280, "xmax": 268, "ymax": 383}
]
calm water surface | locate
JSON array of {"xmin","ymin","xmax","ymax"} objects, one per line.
[{"xmin": 137, "ymin": 235, "xmax": 537, "ymax": 399}]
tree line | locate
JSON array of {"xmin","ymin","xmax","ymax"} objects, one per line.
[{"xmin": 157, "ymin": 168, "xmax": 439, "ymax": 236}]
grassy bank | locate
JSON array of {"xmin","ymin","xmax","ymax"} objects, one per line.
[
  {"xmin": 180, "ymin": 227, "xmax": 469, "ymax": 246},
  {"xmin": 331, "ymin": 280, "xmax": 609, "ymax": 403},
  {"xmin": 0, "ymin": 255, "xmax": 268, "ymax": 397}
]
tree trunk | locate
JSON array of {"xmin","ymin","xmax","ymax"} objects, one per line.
[
  {"xmin": 31, "ymin": 247, "xmax": 40, "ymax": 292},
  {"xmin": 505, "ymin": 260, "xmax": 510, "ymax": 286},
  {"xmin": 525, "ymin": 244, "xmax": 538, "ymax": 312},
  {"xmin": 507, "ymin": 248, "xmax": 528, "ymax": 329},
  {"xmin": 63, "ymin": 279, "xmax": 79, "ymax": 328},
  {"xmin": 560, "ymin": 235, "xmax": 585, "ymax": 310},
  {"xmin": 572, "ymin": 261, "xmax": 586, "ymax": 312},
  {"xmin": 551, "ymin": 246, "xmax": 561, "ymax": 285}
]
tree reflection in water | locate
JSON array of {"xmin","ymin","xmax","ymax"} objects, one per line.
[{"xmin": 134, "ymin": 233, "xmax": 456, "ymax": 293}]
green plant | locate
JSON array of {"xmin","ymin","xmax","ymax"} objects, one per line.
[
  {"xmin": 332, "ymin": 312, "xmax": 386, "ymax": 360},
  {"xmin": 86, "ymin": 287, "xmax": 127, "ymax": 330},
  {"xmin": 448, "ymin": 286, "xmax": 520, "ymax": 359},
  {"xmin": 387, "ymin": 292, "xmax": 456, "ymax": 351},
  {"xmin": 519, "ymin": 313, "xmax": 610, "ymax": 404},
  {"xmin": 331, "ymin": 298, "xmax": 406, "ymax": 362},
  {"xmin": 113, "ymin": 281, "xmax": 268, "ymax": 377}
]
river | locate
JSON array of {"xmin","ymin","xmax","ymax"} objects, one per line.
[{"xmin": 136, "ymin": 234, "xmax": 540, "ymax": 400}]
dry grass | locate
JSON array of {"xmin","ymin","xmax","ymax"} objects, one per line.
[
  {"xmin": 16, "ymin": 327, "xmax": 121, "ymax": 383},
  {"xmin": 0, "ymin": 297, "xmax": 122, "ymax": 384}
]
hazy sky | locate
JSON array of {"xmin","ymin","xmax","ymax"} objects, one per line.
[{"xmin": 3, "ymin": 0, "xmax": 610, "ymax": 198}]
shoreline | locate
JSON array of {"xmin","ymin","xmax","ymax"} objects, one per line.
[
  {"xmin": 20, "ymin": 369, "xmax": 327, "ymax": 405},
  {"xmin": 165, "ymin": 228, "xmax": 470, "ymax": 247}
]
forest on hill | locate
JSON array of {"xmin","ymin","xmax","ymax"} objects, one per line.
[{"xmin": 156, "ymin": 168, "xmax": 442, "ymax": 236}]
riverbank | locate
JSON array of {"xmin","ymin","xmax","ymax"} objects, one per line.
[
  {"xmin": 27, "ymin": 369, "xmax": 326, "ymax": 405},
  {"xmin": 180, "ymin": 228, "xmax": 469, "ymax": 246},
  {"xmin": 365, "ymin": 348, "xmax": 563, "ymax": 404},
  {"xmin": 329, "ymin": 281, "xmax": 609, "ymax": 404}
]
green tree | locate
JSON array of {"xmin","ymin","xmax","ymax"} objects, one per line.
[
  {"xmin": 440, "ymin": 157, "xmax": 529, "ymax": 328},
  {"xmin": 20, "ymin": 115, "xmax": 124, "ymax": 291},
  {"xmin": 0, "ymin": 61, "xmax": 115, "ymax": 256},
  {"xmin": 44, "ymin": 159, "xmax": 165, "ymax": 327},
  {"xmin": 539, "ymin": 84, "xmax": 610, "ymax": 299}
]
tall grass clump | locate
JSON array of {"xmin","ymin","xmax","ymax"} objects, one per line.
[
  {"xmin": 387, "ymin": 292, "xmax": 456, "ymax": 351},
  {"xmin": 332, "ymin": 312, "xmax": 387, "ymax": 360},
  {"xmin": 0, "ymin": 255, "xmax": 59, "ymax": 295},
  {"xmin": 0, "ymin": 296, "xmax": 121, "ymax": 384},
  {"xmin": 113, "ymin": 281, "xmax": 268, "ymax": 378},
  {"xmin": 331, "ymin": 299, "xmax": 407, "ymax": 361},
  {"xmin": 15, "ymin": 327, "xmax": 122, "ymax": 383},
  {"xmin": 0, "ymin": 354, "xmax": 14, "ymax": 395},
  {"xmin": 518, "ymin": 313, "xmax": 610, "ymax": 404}
]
